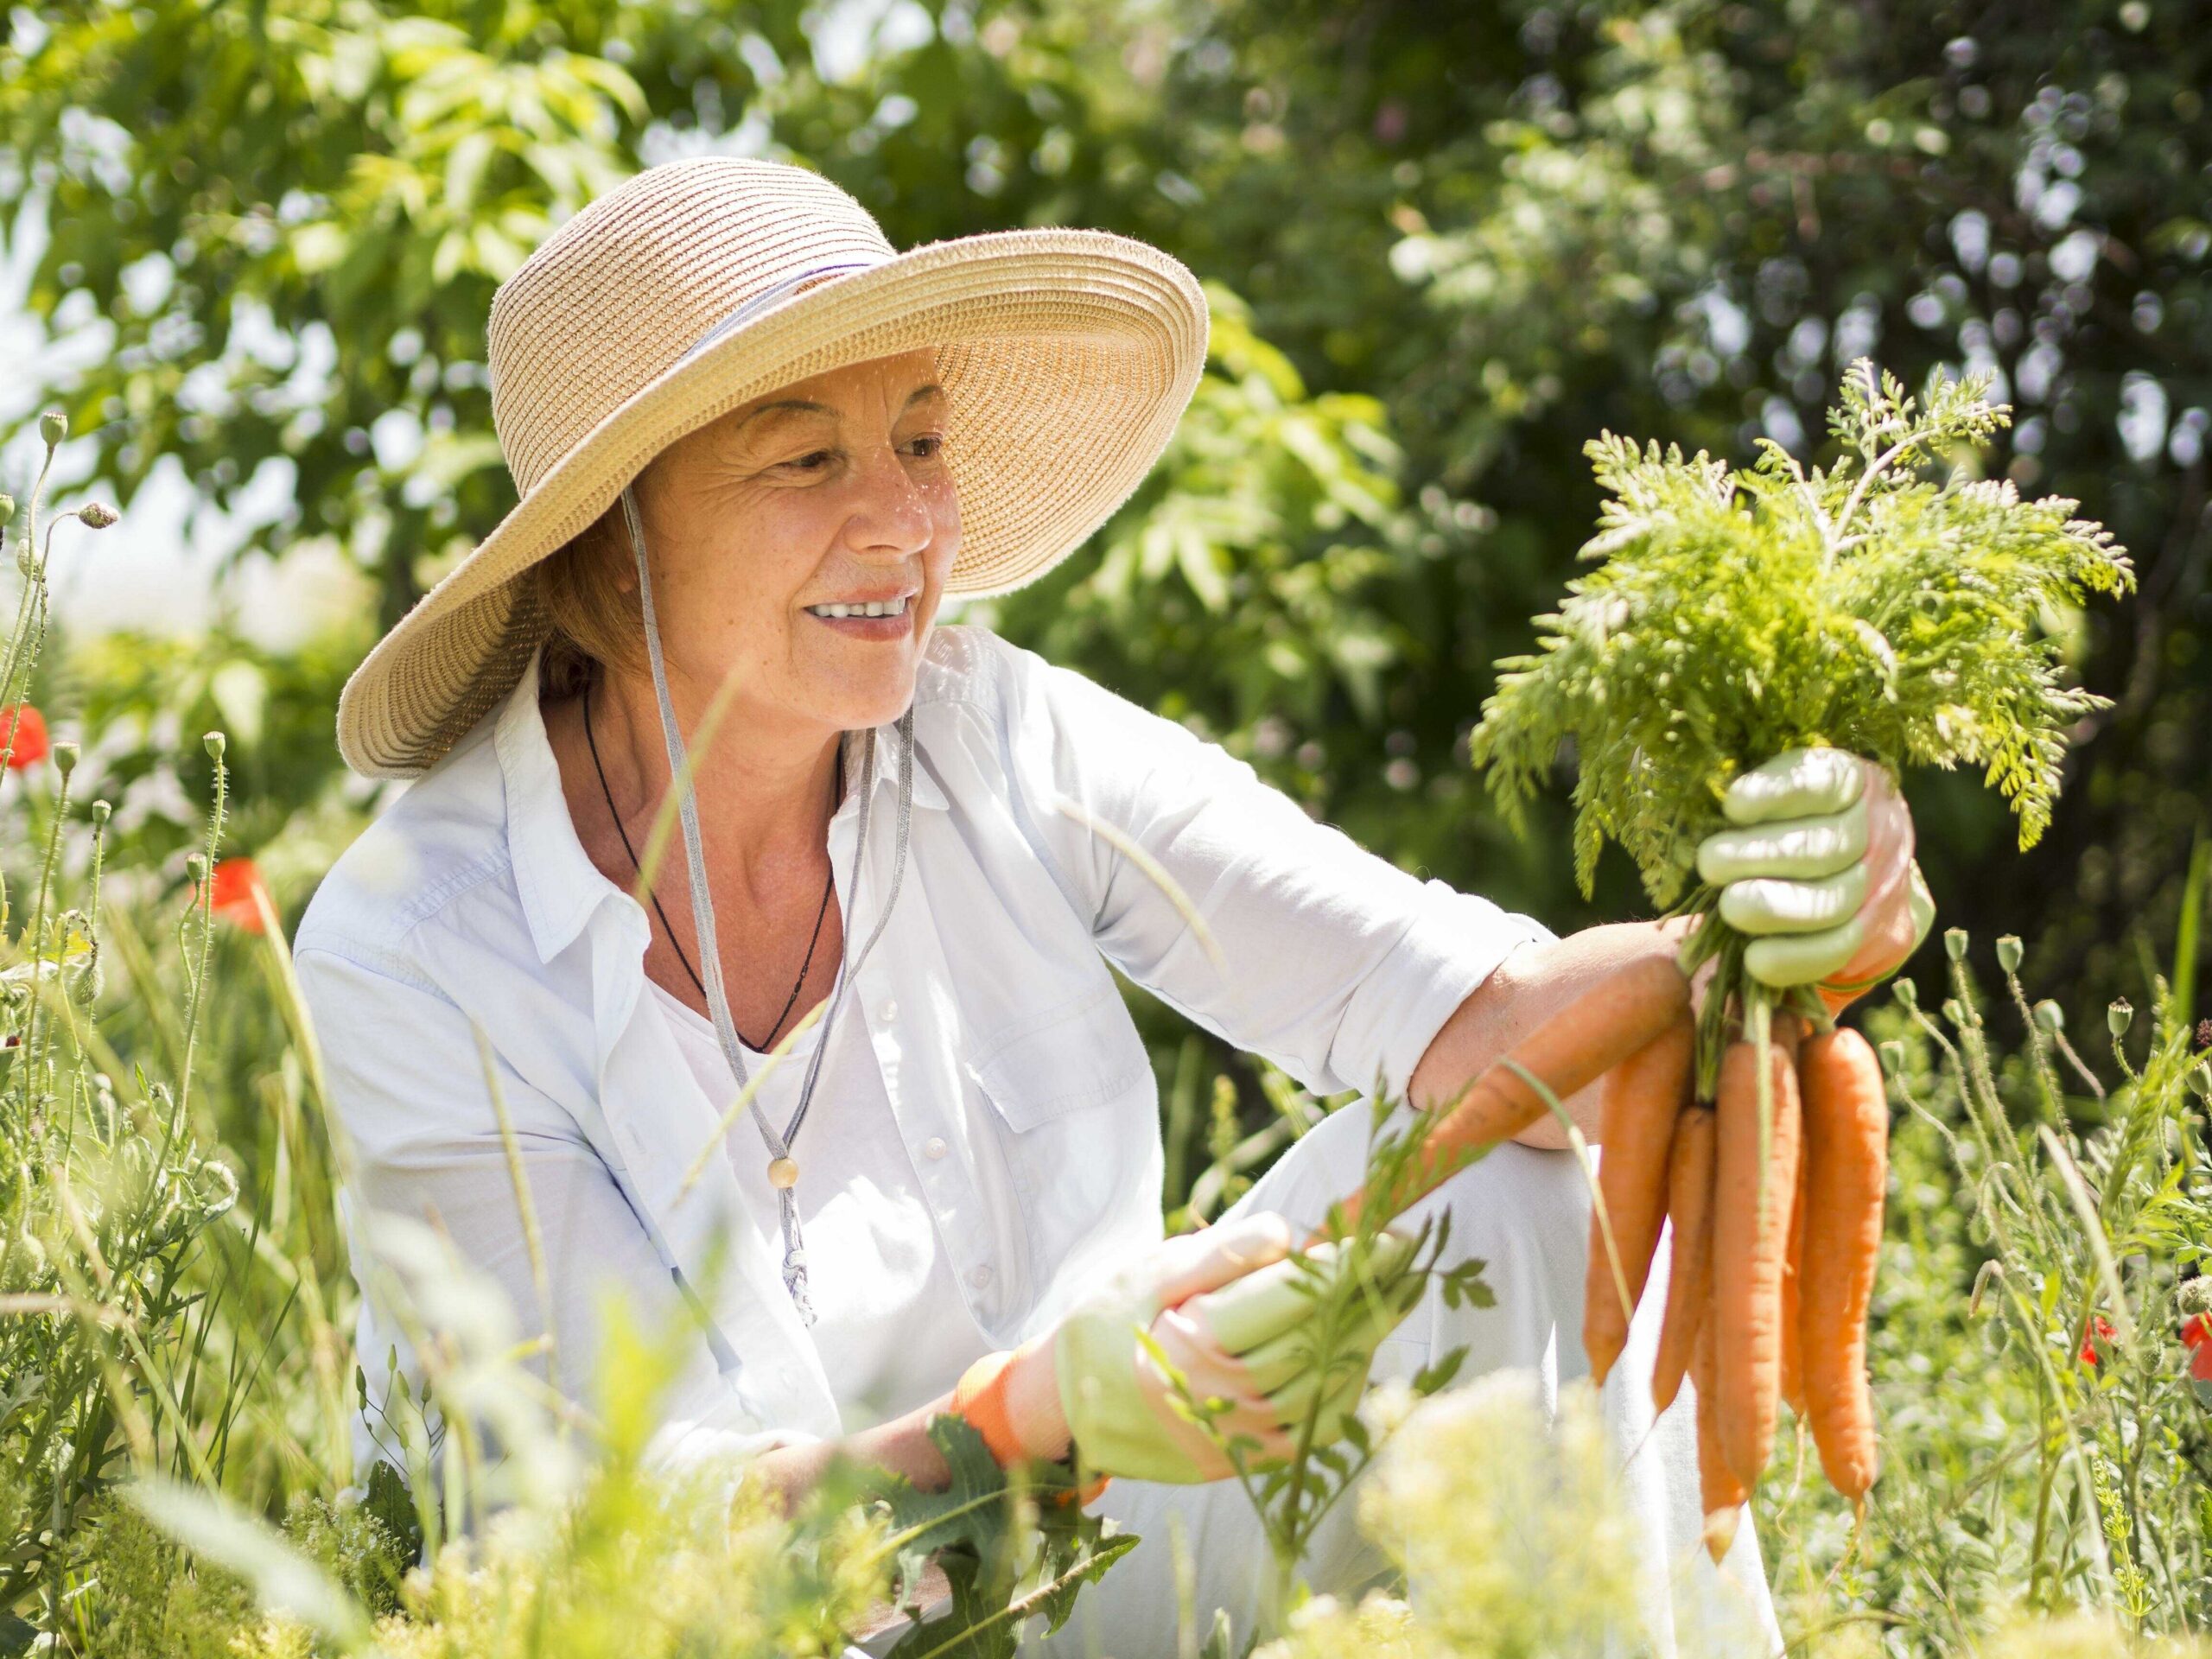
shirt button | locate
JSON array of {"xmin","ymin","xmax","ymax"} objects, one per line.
[
  {"xmin": 922, "ymin": 1135, "xmax": 948, "ymax": 1161},
  {"xmin": 969, "ymin": 1263, "xmax": 994, "ymax": 1290},
  {"xmin": 878, "ymin": 997, "xmax": 899, "ymax": 1022}
]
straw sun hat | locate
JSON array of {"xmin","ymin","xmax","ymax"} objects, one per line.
[{"xmin": 334, "ymin": 156, "xmax": 1211, "ymax": 779}]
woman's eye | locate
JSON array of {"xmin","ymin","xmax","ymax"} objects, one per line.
[
  {"xmin": 908, "ymin": 435, "xmax": 944, "ymax": 460},
  {"xmin": 781, "ymin": 449, "xmax": 835, "ymax": 473}
]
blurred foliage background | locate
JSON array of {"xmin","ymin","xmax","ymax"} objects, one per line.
[{"xmin": 2, "ymin": 0, "xmax": 2207, "ymax": 1112}]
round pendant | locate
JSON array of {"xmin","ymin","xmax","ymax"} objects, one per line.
[{"xmin": 767, "ymin": 1156, "xmax": 800, "ymax": 1190}]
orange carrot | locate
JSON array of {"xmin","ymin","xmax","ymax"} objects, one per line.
[
  {"xmin": 1694, "ymin": 1306, "xmax": 1745, "ymax": 1563},
  {"xmin": 1779, "ymin": 1110, "xmax": 1811, "ymax": 1418},
  {"xmin": 1712, "ymin": 1016, "xmax": 1803, "ymax": 1490},
  {"xmin": 1797, "ymin": 1025, "xmax": 1889, "ymax": 1502},
  {"xmin": 1583, "ymin": 1014, "xmax": 1695, "ymax": 1386},
  {"xmin": 1649, "ymin": 1101, "xmax": 1716, "ymax": 1413},
  {"xmin": 1334, "ymin": 955, "xmax": 1691, "ymax": 1235}
]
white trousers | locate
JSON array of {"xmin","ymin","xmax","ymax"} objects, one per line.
[{"xmin": 1019, "ymin": 1102, "xmax": 1784, "ymax": 1659}]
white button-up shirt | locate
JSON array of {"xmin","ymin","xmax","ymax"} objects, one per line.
[{"xmin": 294, "ymin": 624, "xmax": 1554, "ymax": 1485}]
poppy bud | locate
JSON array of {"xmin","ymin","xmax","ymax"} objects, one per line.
[
  {"xmin": 0, "ymin": 494, "xmax": 13, "ymax": 524},
  {"xmin": 73, "ymin": 503, "xmax": 116, "ymax": 530},
  {"xmin": 2034, "ymin": 1000, "xmax": 2065, "ymax": 1033},
  {"xmin": 1892, "ymin": 976, "xmax": 1919, "ymax": 1013}
]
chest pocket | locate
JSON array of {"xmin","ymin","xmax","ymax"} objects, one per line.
[
  {"xmin": 973, "ymin": 982, "xmax": 1154, "ymax": 1128},
  {"xmin": 967, "ymin": 982, "xmax": 1160, "ymax": 1305}
]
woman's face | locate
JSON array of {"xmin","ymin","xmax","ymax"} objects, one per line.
[{"xmin": 625, "ymin": 346, "xmax": 959, "ymax": 740}]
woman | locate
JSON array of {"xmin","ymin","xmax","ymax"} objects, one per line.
[{"xmin": 296, "ymin": 157, "xmax": 1929, "ymax": 1656}]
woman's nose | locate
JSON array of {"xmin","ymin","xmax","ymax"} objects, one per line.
[{"xmin": 846, "ymin": 441, "xmax": 939, "ymax": 556}]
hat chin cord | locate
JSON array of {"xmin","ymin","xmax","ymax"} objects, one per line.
[{"xmin": 618, "ymin": 482, "xmax": 916, "ymax": 1325}]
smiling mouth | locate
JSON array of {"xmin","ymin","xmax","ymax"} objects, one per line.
[{"xmin": 805, "ymin": 595, "xmax": 912, "ymax": 620}]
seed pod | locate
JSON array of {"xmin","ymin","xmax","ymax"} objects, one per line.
[
  {"xmin": 1996, "ymin": 936, "xmax": 2023, "ymax": 972},
  {"xmin": 2108, "ymin": 999, "xmax": 2133, "ymax": 1038},
  {"xmin": 39, "ymin": 410, "xmax": 67, "ymax": 447},
  {"xmin": 1944, "ymin": 928, "xmax": 1969, "ymax": 963}
]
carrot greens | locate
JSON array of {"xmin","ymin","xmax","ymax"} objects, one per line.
[{"xmin": 1469, "ymin": 359, "xmax": 2135, "ymax": 1077}]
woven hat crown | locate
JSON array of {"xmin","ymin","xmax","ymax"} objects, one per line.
[{"xmin": 487, "ymin": 160, "xmax": 897, "ymax": 499}]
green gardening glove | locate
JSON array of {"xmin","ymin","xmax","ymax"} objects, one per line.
[
  {"xmin": 1182, "ymin": 1230, "xmax": 1425, "ymax": 1448},
  {"xmin": 1695, "ymin": 747, "xmax": 1936, "ymax": 991},
  {"xmin": 1052, "ymin": 1218, "xmax": 1420, "ymax": 1484}
]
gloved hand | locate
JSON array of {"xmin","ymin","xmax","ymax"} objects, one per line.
[
  {"xmin": 1010, "ymin": 1212, "xmax": 1421, "ymax": 1484},
  {"xmin": 1176, "ymin": 1230, "xmax": 1424, "ymax": 1453},
  {"xmin": 1694, "ymin": 747, "xmax": 1936, "ymax": 1000}
]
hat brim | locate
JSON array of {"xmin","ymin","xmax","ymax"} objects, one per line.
[{"xmin": 336, "ymin": 227, "xmax": 1209, "ymax": 779}]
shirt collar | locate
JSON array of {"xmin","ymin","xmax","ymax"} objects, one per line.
[
  {"xmin": 495, "ymin": 654, "xmax": 948, "ymax": 967},
  {"xmin": 497, "ymin": 650, "xmax": 616, "ymax": 965}
]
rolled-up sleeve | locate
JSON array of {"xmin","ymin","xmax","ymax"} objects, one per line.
[
  {"xmin": 294, "ymin": 944, "xmax": 816, "ymax": 1497},
  {"xmin": 992, "ymin": 635, "xmax": 1557, "ymax": 1105}
]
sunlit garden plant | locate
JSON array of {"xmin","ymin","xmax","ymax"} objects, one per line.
[
  {"xmin": 1761, "ymin": 894, "xmax": 2212, "ymax": 1649},
  {"xmin": 0, "ymin": 410, "xmax": 259, "ymax": 1636}
]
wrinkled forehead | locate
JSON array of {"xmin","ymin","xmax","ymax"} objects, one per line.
[{"xmin": 732, "ymin": 346, "xmax": 948, "ymax": 424}]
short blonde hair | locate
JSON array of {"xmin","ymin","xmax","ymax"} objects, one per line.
[{"xmin": 533, "ymin": 496, "xmax": 642, "ymax": 700}]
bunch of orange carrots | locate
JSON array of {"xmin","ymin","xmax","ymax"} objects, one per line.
[
  {"xmin": 1580, "ymin": 1001, "xmax": 1889, "ymax": 1561},
  {"xmin": 1329, "ymin": 953, "xmax": 1888, "ymax": 1566}
]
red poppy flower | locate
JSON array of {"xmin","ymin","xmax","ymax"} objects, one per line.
[
  {"xmin": 3, "ymin": 704, "xmax": 48, "ymax": 769},
  {"xmin": 2183, "ymin": 1313, "xmax": 2212, "ymax": 1405},
  {"xmin": 2079, "ymin": 1313, "xmax": 2117, "ymax": 1365},
  {"xmin": 208, "ymin": 857, "xmax": 271, "ymax": 934}
]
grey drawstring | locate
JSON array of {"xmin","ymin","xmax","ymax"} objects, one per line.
[
  {"xmin": 620, "ymin": 483, "xmax": 915, "ymax": 1324},
  {"xmin": 675, "ymin": 258, "xmax": 888, "ymax": 368}
]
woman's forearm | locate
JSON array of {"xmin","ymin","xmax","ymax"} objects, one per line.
[
  {"xmin": 741, "ymin": 1388, "xmax": 961, "ymax": 1516},
  {"xmin": 1408, "ymin": 918, "xmax": 1691, "ymax": 1152}
]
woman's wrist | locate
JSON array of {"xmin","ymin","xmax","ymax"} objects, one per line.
[
  {"xmin": 1003, "ymin": 1332, "xmax": 1074, "ymax": 1462},
  {"xmin": 955, "ymin": 1334, "xmax": 1072, "ymax": 1465},
  {"xmin": 952, "ymin": 1335, "xmax": 1108, "ymax": 1507}
]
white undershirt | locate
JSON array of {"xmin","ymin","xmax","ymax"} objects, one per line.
[{"xmin": 646, "ymin": 978, "xmax": 993, "ymax": 1433}]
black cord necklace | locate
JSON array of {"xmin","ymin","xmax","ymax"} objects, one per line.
[{"xmin": 582, "ymin": 676, "xmax": 841, "ymax": 1052}]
